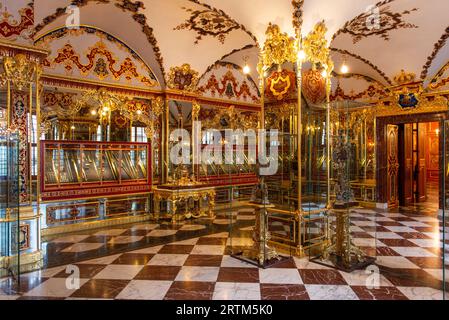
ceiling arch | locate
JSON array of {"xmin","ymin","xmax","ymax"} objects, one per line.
[
  {"xmin": 330, "ymin": 0, "xmax": 449, "ymax": 85},
  {"xmin": 34, "ymin": 0, "xmax": 166, "ymax": 86},
  {"xmin": 33, "ymin": 0, "xmax": 449, "ymax": 94},
  {"xmin": 35, "ymin": 25, "xmax": 161, "ymax": 89}
]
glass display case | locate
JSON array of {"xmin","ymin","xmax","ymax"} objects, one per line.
[
  {"xmin": 313, "ymin": 100, "xmax": 377, "ymax": 271},
  {"xmin": 40, "ymin": 140, "xmax": 151, "ymax": 201},
  {"xmin": 262, "ymin": 100, "xmax": 329, "ymax": 257},
  {"xmin": 0, "ymin": 130, "xmax": 21, "ymax": 278}
]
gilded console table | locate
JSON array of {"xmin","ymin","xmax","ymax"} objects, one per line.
[{"xmin": 153, "ymin": 186, "xmax": 216, "ymax": 223}]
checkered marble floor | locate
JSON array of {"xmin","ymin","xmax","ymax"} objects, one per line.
[
  {"xmin": 40, "ymin": 209, "xmax": 256, "ymax": 268},
  {"xmin": 0, "ymin": 206, "xmax": 448, "ymax": 300}
]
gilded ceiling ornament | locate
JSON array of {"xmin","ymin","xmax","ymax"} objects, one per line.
[
  {"xmin": 175, "ymin": 7, "xmax": 239, "ymax": 44},
  {"xmin": 330, "ymin": 83, "xmax": 387, "ymax": 102},
  {"xmin": 302, "ymin": 21, "xmax": 330, "ymax": 68},
  {"xmin": 388, "ymin": 72, "xmax": 423, "ymax": 109},
  {"xmin": 262, "ymin": 23, "xmax": 297, "ymax": 67},
  {"xmin": 3, "ymin": 54, "xmax": 38, "ymax": 90},
  {"xmin": 187, "ymin": 0, "xmax": 259, "ymax": 44},
  {"xmin": 167, "ymin": 64, "xmax": 199, "ymax": 92},
  {"xmin": 376, "ymin": 95, "xmax": 448, "ymax": 117},
  {"xmin": 339, "ymin": 5, "xmax": 418, "ymax": 44},
  {"xmin": 192, "ymin": 101, "xmax": 200, "ymax": 119},
  {"xmin": 393, "ymin": 69, "xmax": 416, "ymax": 85}
]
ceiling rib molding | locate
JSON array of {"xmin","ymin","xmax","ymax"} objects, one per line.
[
  {"xmin": 331, "ymin": 72, "xmax": 386, "ymax": 88},
  {"xmin": 119, "ymin": 1, "xmax": 167, "ymax": 84},
  {"xmin": 199, "ymin": 44, "xmax": 257, "ymax": 79},
  {"xmin": 330, "ymin": 47, "xmax": 392, "ymax": 85},
  {"xmin": 34, "ymin": 0, "xmax": 110, "ymax": 35},
  {"xmin": 421, "ymin": 26, "xmax": 449, "ymax": 80}
]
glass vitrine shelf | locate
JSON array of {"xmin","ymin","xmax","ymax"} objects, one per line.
[{"xmin": 41, "ymin": 140, "xmax": 151, "ymax": 201}]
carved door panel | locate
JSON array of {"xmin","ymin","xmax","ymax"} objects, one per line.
[
  {"xmin": 417, "ymin": 123, "xmax": 427, "ymax": 202},
  {"xmin": 387, "ymin": 125, "xmax": 399, "ymax": 207},
  {"xmin": 403, "ymin": 124, "xmax": 413, "ymax": 205}
]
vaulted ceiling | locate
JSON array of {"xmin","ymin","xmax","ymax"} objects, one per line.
[{"xmin": 34, "ymin": 0, "xmax": 449, "ymax": 90}]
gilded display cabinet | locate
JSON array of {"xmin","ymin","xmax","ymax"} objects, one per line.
[
  {"xmin": 0, "ymin": 42, "xmax": 46, "ymax": 276},
  {"xmin": 0, "ymin": 131, "xmax": 21, "ymax": 278}
]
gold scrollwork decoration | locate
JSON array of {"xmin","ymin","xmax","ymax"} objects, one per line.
[
  {"xmin": 376, "ymin": 95, "xmax": 448, "ymax": 117},
  {"xmin": 167, "ymin": 63, "xmax": 199, "ymax": 92},
  {"xmin": 302, "ymin": 21, "xmax": 330, "ymax": 68},
  {"xmin": 2, "ymin": 54, "xmax": 39, "ymax": 90},
  {"xmin": 152, "ymin": 96, "xmax": 165, "ymax": 117},
  {"xmin": 202, "ymin": 105, "xmax": 259, "ymax": 130},
  {"xmin": 192, "ymin": 100, "xmax": 200, "ymax": 119}
]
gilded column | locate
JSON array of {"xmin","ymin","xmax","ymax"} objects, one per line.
[{"xmin": 296, "ymin": 47, "xmax": 303, "ymax": 211}]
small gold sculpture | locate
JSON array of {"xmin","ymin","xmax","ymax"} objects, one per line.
[{"xmin": 262, "ymin": 23, "xmax": 297, "ymax": 67}]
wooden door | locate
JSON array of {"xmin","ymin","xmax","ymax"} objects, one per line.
[
  {"xmin": 387, "ymin": 124, "xmax": 399, "ymax": 207},
  {"xmin": 417, "ymin": 123, "xmax": 427, "ymax": 202},
  {"xmin": 403, "ymin": 124, "xmax": 414, "ymax": 204}
]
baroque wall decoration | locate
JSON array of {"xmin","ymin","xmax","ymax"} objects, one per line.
[
  {"xmin": 421, "ymin": 26, "xmax": 449, "ymax": 80},
  {"xmin": 36, "ymin": 27, "xmax": 158, "ymax": 88},
  {"xmin": 376, "ymin": 95, "xmax": 448, "ymax": 118},
  {"xmin": 167, "ymin": 64, "xmax": 199, "ymax": 91},
  {"xmin": 393, "ymin": 69, "xmax": 416, "ymax": 85},
  {"xmin": 0, "ymin": 2, "xmax": 34, "ymax": 41},
  {"xmin": 331, "ymin": 83, "xmax": 387, "ymax": 102},
  {"xmin": 332, "ymin": 0, "xmax": 418, "ymax": 43},
  {"xmin": 43, "ymin": 91, "xmax": 77, "ymax": 109},
  {"xmin": 197, "ymin": 64, "xmax": 259, "ymax": 103},
  {"xmin": 302, "ymin": 69, "xmax": 326, "ymax": 105},
  {"xmin": 175, "ymin": 6, "xmax": 239, "ymax": 44},
  {"xmin": 265, "ymin": 69, "xmax": 296, "ymax": 101},
  {"xmin": 11, "ymin": 92, "xmax": 30, "ymax": 203},
  {"xmin": 34, "ymin": 0, "xmax": 167, "ymax": 82},
  {"xmin": 200, "ymin": 106, "xmax": 259, "ymax": 130}
]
